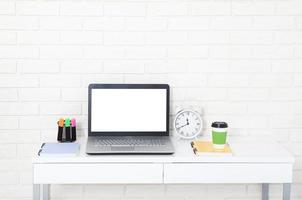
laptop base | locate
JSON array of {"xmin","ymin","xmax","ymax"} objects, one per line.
[{"xmin": 86, "ymin": 136, "xmax": 174, "ymax": 155}]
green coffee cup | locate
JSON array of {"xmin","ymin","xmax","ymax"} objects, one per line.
[{"xmin": 211, "ymin": 122, "xmax": 228, "ymax": 149}]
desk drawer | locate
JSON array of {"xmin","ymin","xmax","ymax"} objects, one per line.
[
  {"xmin": 34, "ymin": 163, "xmax": 163, "ymax": 184},
  {"xmin": 164, "ymin": 163, "xmax": 292, "ymax": 184}
]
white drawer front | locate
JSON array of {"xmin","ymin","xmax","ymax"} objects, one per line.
[
  {"xmin": 34, "ymin": 163, "xmax": 163, "ymax": 184},
  {"xmin": 164, "ymin": 163, "xmax": 292, "ymax": 184}
]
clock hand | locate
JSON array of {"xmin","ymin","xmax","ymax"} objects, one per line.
[
  {"xmin": 176, "ymin": 123, "xmax": 188, "ymax": 129},
  {"xmin": 176, "ymin": 120, "xmax": 190, "ymax": 129}
]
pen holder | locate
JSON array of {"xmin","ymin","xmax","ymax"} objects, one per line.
[{"xmin": 57, "ymin": 118, "xmax": 77, "ymax": 142}]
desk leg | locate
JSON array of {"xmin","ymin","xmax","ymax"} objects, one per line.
[
  {"xmin": 33, "ymin": 184, "xmax": 40, "ymax": 200},
  {"xmin": 33, "ymin": 184, "xmax": 50, "ymax": 200},
  {"xmin": 42, "ymin": 184, "xmax": 50, "ymax": 200},
  {"xmin": 283, "ymin": 183, "xmax": 291, "ymax": 200},
  {"xmin": 262, "ymin": 183, "xmax": 269, "ymax": 200}
]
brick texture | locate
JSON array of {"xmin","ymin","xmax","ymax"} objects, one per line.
[{"xmin": 0, "ymin": 0, "xmax": 302, "ymax": 199}]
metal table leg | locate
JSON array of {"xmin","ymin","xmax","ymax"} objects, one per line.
[
  {"xmin": 262, "ymin": 183, "xmax": 269, "ymax": 200},
  {"xmin": 33, "ymin": 184, "xmax": 40, "ymax": 200},
  {"xmin": 43, "ymin": 184, "xmax": 50, "ymax": 200},
  {"xmin": 283, "ymin": 183, "xmax": 291, "ymax": 200},
  {"xmin": 33, "ymin": 184, "xmax": 50, "ymax": 200}
]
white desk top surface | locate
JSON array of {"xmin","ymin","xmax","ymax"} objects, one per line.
[{"xmin": 33, "ymin": 136, "xmax": 295, "ymax": 164}]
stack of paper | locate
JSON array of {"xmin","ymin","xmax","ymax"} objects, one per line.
[{"xmin": 38, "ymin": 143, "xmax": 80, "ymax": 157}]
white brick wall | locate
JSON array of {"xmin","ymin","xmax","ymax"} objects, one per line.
[{"xmin": 0, "ymin": 0, "xmax": 302, "ymax": 199}]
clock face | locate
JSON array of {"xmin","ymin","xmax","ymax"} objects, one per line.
[{"xmin": 174, "ymin": 110, "xmax": 202, "ymax": 139}]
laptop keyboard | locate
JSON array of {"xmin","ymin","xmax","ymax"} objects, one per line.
[{"xmin": 94, "ymin": 138, "xmax": 166, "ymax": 147}]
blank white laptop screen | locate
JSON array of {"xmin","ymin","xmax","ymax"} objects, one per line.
[{"xmin": 91, "ymin": 89, "xmax": 167, "ymax": 132}]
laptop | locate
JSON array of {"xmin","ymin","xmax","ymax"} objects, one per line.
[{"xmin": 86, "ymin": 84, "xmax": 174, "ymax": 154}]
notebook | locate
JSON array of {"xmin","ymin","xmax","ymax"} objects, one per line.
[
  {"xmin": 190, "ymin": 141, "xmax": 232, "ymax": 156},
  {"xmin": 38, "ymin": 143, "xmax": 80, "ymax": 157}
]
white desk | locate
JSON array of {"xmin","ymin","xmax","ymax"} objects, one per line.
[{"xmin": 32, "ymin": 137, "xmax": 294, "ymax": 200}]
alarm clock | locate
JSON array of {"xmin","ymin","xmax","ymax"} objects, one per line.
[{"xmin": 174, "ymin": 109, "xmax": 203, "ymax": 139}]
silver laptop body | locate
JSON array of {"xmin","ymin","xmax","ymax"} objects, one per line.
[{"xmin": 86, "ymin": 84, "xmax": 174, "ymax": 154}]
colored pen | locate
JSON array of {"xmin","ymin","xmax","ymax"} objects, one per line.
[
  {"xmin": 65, "ymin": 118, "xmax": 71, "ymax": 142},
  {"xmin": 71, "ymin": 118, "xmax": 76, "ymax": 142},
  {"xmin": 57, "ymin": 118, "xmax": 64, "ymax": 142}
]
